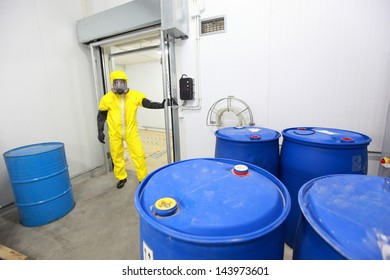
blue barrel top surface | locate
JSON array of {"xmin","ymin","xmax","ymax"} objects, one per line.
[
  {"xmin": 282, "ymin": 127, "xmax": 371, "ymax": 147},
  {"xmin": 3, "ymin": 142, "xmax": 68, "ymax": 182},
  {"xmin": 215, "ymin": 126, "xmax": 280, "ymax": 142},
  {"xmin": 136, "ymin": 158, "xmax": 290, "ymax": 243},
  {"xmin": 298, "ymin": 174, "xmax": 390, "ymax": 260},
  {"xmin": 3, "ymin": 142, "xmax": 64, "ymax": 157}
]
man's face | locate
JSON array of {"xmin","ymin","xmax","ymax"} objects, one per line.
[{"xmin": 113, "ymin": 79, "xmax": 127, "ymax": 94}]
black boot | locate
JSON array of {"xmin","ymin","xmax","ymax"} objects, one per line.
[{"xmin": 117, "ymin": 178, "xmax": 127, "ymax": 189}]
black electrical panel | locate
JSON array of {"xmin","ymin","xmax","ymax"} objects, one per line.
[{"xmin": 179, "ymin": 74, "xmax": 194, "ymax": 100}]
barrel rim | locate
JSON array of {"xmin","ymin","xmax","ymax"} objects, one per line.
[
  {"xmin": 297, "ymin": 174, "xmax": 388, "ymax": 260},
  {"xmin": 215, "ymin": 126, "xmax": 281, "ymax": 143},
  {"xmin": 135, "ymin": 158, "xmax": 291, "ymax": 244},
  {"xmin": 3, "ymin": 142, "xmax": 65, "ymax": 157},
  {"xmin": 282, "ymin": 127, "xmax": 372, "ymax": 148}
]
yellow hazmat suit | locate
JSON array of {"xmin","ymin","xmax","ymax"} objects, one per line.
[{"xmin": 98, "ymin": 70, "xmax": 148, "ymax": 182}]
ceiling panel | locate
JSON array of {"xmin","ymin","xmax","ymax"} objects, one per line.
[{"xmin": 110, "ymin": 34, "xmax": 161, "ymax": 65}]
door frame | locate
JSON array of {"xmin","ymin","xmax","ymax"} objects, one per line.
[{"xmin": 89, "ymin": 26, "xmax": 181, "ymax": 173}]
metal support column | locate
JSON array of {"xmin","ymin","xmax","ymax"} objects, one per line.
[{"xmin": 160, "ymin": 30, "xmax": 181, "ymax": 162}]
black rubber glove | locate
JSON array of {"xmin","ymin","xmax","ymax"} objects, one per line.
[
  {"xmin": 97, "ymin": 110, "xmax": 107, "ymax": 144},
  {"xmin": 142, "ymin": 98, "xmax": 177, "ymax": 109},
  {"xmin": 142, "ymin": 98, "xmax": 164, "ymax": 109},
  {"xmin": 98, "ymin": 132, "xmax": 105, "ymax": 144}
]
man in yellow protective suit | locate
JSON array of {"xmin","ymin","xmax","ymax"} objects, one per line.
[{"xmin": 97, "ymin": 70, "xmax": 167, "ymax": 189}]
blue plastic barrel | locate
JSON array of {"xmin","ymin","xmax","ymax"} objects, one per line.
[
  {"xmin": 294, "ymin": 174, "xmax": 390, "ymax": 260},
  {"xmin": 3, "ymin": 142, "xmax": 75, "ymax": 227},
  {"xmin": 279, "ymin": 127, "xmax": 371, "ymax": 248},
  {"xmin": 215, "ymin": 126, "xmax": 281, "ymax": 176},
  {"xmin": 135, "ymin": 158, "xmax": 291, "ymax": 260}
]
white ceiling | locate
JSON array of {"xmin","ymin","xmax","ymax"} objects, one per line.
[{"xmin": 110, "ymin": 34, "xmax": 161, "ymax": 65}]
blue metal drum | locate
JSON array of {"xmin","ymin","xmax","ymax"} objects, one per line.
[
  {"xmin": 279, "ymin": 127, "xmax": 371, "ymax": 248},
  {"xmin": 294, "ymin": 174, "xmax": 390, "ymax": 260},
  {"xmin": 3, "ymin": 142, "xmax": 75, "ymax": 227},
  {"xmin": 135, "ymin": 158, "xmax": 291, "ymax": 260},
  {"xmin": 215, "ymin": 126, "xmax": 281, "ymax": 176}
]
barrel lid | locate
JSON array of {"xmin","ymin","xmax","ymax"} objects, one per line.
[
  {"xmin": 215, "ymin": 126, "xmax": 280, "ymax": 142},
  {"xmin": 282, "ymin": 127, "xmax": 371, "ymax": 147},
  {"xmin": 3, "ymin": 142, "xmax": 64, "ymax": 157},
  {"xmin": 135, "ymin": 158, "xmax": 290, "ymax": 243},
  {"xmin": 298, "ymin": 174, "xmax": 390, "ymax": 260}
]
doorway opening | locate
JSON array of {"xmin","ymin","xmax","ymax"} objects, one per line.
[{"xmin": 93, "ymin": 28, "xmax": 175, "ymax": 176}]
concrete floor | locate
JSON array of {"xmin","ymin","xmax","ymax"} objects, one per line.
[
  {"xmin": 0, "ymin": 167, "xmax": 141, "ymax": 260},
  {"xmin": 0, "ymin": 167, "xmax": 293, "ymax": 260},
  {"xmin": 0, "ymin": 130, "xmax": 293, "ymax": 260}
]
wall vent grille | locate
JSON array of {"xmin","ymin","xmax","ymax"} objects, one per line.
[{"xmin": 200, "ymin": 16, "xmax": 226, "ymax": 35}]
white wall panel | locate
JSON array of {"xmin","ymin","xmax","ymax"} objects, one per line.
[
  {"xmin": 80, "ymin": 0, "xmax": 132, "ymax": 17},
  {"xmin": 268, "ymin": 0, "xmax": 390, "ymax": 152},
  {"xmin": 178, "ymin": 0, "xmax": 390, "ymax": 164},
  {"xmin": 0, "ymin": 0, "xmax": 103, "ymax": 206},
  {"xmin": 178, "ymin": 0, "xmax": 271, "ymax": 159}
]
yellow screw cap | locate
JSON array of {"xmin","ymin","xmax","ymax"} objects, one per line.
[{"xmin": 154, "ymin": 197, "xmax": 178, "ymax": 216}]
